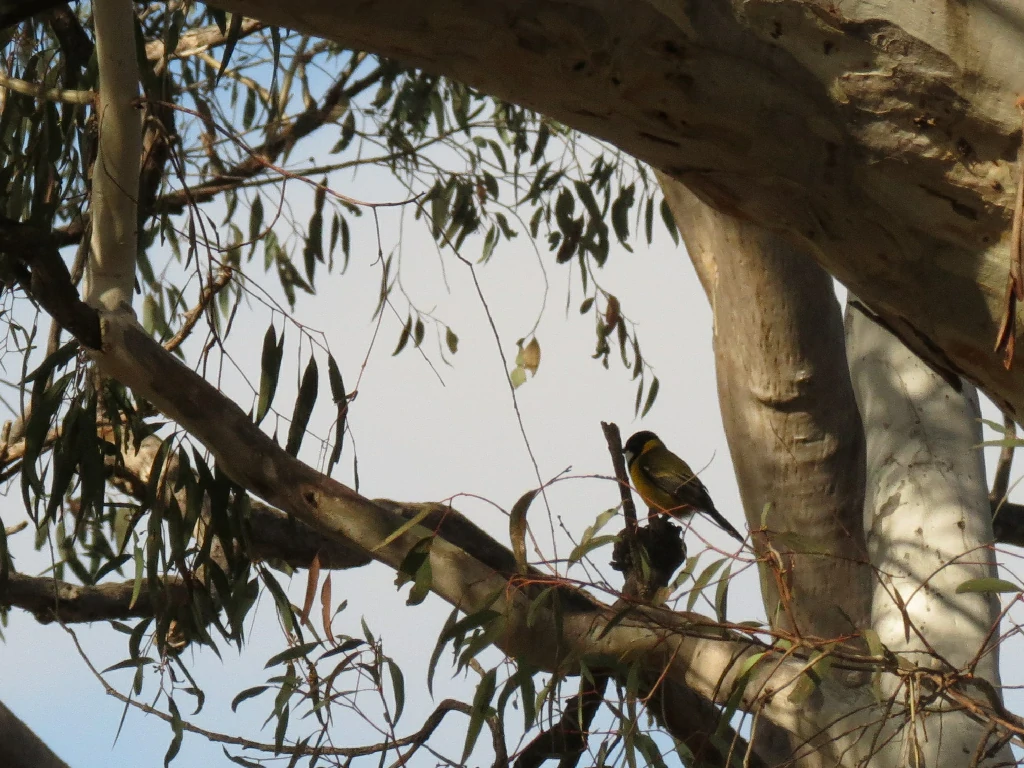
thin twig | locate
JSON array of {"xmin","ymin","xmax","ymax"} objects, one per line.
[
  {"xmin": 163, "ymin": 266, "xmax": 233, "ymax": 352},
  {"xmin": 601, "ymin": 421, "xmax": 637, "ymax": 532}
]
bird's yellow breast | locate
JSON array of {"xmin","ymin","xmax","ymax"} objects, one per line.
[{"xmin": 628, "ymin": 442, "xmax": 686, "ymax": 514}]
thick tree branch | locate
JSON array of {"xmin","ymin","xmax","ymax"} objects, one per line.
[
  {"xmin": 847, "ymin": 304, "xmax": 1013, "ymax": 765},
  {"xmin": 0, "ymin": 700, "xmax": 69, "ymax": 768},
  {"xmin": 86, "ymin": 0, "xmax": 140, "ymax": 311},
  {"xmin": 661, "ymin": 175, "xmax": 871, "ymax": 643},
  {"xmin": 195, "ymin": 0, "xmax": 1024, "ymax": 423},
  {"xmin": 0, "ymin": 221, "xmax": 841, "ymax": 760},
  {"xmin": 0, "ymin": 572, "xmax": 187, "ymax": 624}
]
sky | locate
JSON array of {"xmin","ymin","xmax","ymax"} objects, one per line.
[
  {"xmin": 2, "ymin": 42, "xmax": 1024, "ymax": 768},
  {"xmin": 1, "ymin": 139, "xmax": 758, "ymax": 766}
]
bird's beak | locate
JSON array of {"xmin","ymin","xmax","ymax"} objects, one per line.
[{"xmin": 623, "ymin": 449, "xmax": 634, "ymax": 465}]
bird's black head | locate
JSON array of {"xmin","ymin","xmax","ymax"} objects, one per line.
[{"xmin": 623, "ymin": 430, "xmax": 659, "ymax": 463}]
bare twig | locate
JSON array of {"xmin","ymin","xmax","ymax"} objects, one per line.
[
  {"xmin": 600, "ymin": 421, "xmax": 637, "ymax": 531},
  {"xmin": 67, "ymin": 628, "xmax": 507, "ymax": 766},
  {"xmin": 163, "ymin": 266, "xmax": 233, "ymax": 352}
]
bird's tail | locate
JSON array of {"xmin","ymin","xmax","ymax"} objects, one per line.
[{"xmin": 703, "ymin": 505, "xmax": 745, "ymax": 544}]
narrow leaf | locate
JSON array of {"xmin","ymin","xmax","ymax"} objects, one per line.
[
  {"xmin": 955, "ymin": 577, "xmax": 1019, "ymax": 594},
  {"xmin": 300, "ymin": 553, "xmax": 321, "ymax": 627},
  {"xmin": 284, "ymin": 355, "xmax": 318, "ymax": 457}
]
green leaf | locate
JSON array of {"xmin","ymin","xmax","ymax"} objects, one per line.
[
  {"xmin": 530, "ymin": 122, "xmax": 550, "ymax": 166},
  {"xmin": 265, "ymin": 642, "xmax": 320, "ymax": 669},
  {"xmin": 574, "ymin": 179, "xmax": 601, "ymax": 219},
  {"xmin": 428, "ymin": 608, "xmax": 459, "ymax": 696},
  {"xmin": 641, "ymin": 376, "xmax": 660, "ymax": 417},
  {"xmin": 223, "ymin": 747, "xmax": 261, "ymax": 767},
  {"xmin": 25, "ymin": 339, "xmax": 78, "ymax": 383},
  {"xmin": 261, "ymin": 568, "xmax": 296, "ymax": 632},
  {"xmin": 372, "ymin": 506, "xmax": 433, "ymax": 552},
  {"xmin": 670, "ymin": 555, "xmax": 701, "ymax": 591},
  {"xmin": 596, "ymin": 603, "xmax": 636, "ymax": 640},
  {"xmin": 955, "ymin": 577, "xmax": 1020, "ymax": 594},
  {"xmin": 256, "ymin": 325, "xmax": 283, "ymax": 426},
  {"xmin": 164, "ymin": 697, "xmax": 183, "ymax": 767},
  {"xmin": 393, "ymin": 316, "xmax": 412, "ymax": 356},
  {"xmin": 386, "ymin": 658, "xmax": 405, "ymax": 723},
  {"xmin": 445, "ymin": 327, "xmax": 459, "ymax": 355},
  {"xmin": 862, "ymin": 628, "xmax": 884, "ymax": 657},
  {"xmin": 717, "ymin": 651, "xmax": 765, "ymax": 736},
  {"xmin": 284, "ymin": 355, "xmax": 318, "ymax": 457},
  {"xmin": 610, "ymin": 183, "xmax": 635, "ymax": 245},
  {"xmin": 509, "ymin": 489, "xmax": 537, "ymax": 573},
  {"xmin": 644, "ymin": 197, "xmax": 654, "ymax": 244},
  {"xmin": 215, "ymin": 12, "xmax": 245, "ymax": 87},
  {"xmin": 687, "ymin": 557, "xmax": 727, "ymax": 612},
  {"xmin": 337, "ymin": 111, "xmax": 356, "ymax": 153},
  {"xmin": 326, "ymin": 354, "xmax": 346, "ymax": 404},
  {"xmin": 555, "ymin": 188, "xmax": 575, "ymax": 233},
  {"xmin": 102, "ymin": 657, "xmax": 154, "ymax": 673},
  {"xmin": 714, "ymin": 564, "xmax": 732, "ymax": 622},
  {"xmin": 129, "ymin": 619, "xmax": 152, "ymax": 662},
  {"xmin": 396, "ymin": 535, "xmax": 433, "ymax": 606},
  {"xmin": 231, "ymin": 686, "xmax": 270, "ymax": 712},
  {"xmin": 568, "ymin": 534, "xmax": 618, "ymax": 564},
  {"xmin": 462, "ymin": 668, "xmax": 497, "ymax": 763},
  {"xmin": 274, "ymin": 705, "xmax": 288, "ymax": 754},
  {"xmin": 660, "ymin": 198, "xmax": 679, "ymax": 245},
  {"xmin": 980, "ymin": 438, "xmax": 1024, "ymax": 448},
  {"xmin": 0, "ymin": 516, "xmax": 8, "ymax": 587},
  {"xmin": 248, "ymin": 196, "xmax": 264, "ymax": 257},
  {"xmin": 130, "ymin": 544, "xmax": 144, "ymax": 609},
  {"xmin": 326, "ymin": 354, "xmax": 347, "ymax": 473},
  {"xmin": 242, "ymin": 88, "xmax": 257, "ymax": 130},
  {"xmin": 526, "ymin": 586, "xmax": 554, "ymax": 629}
]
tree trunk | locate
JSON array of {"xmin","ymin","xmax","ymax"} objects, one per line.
[{"xmin": 847, "ymin": 305, "xmax": 1012, "ymax": 767}]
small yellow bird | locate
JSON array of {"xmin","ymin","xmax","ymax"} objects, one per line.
[{"xmin": 623, "ymin": 430, "xmax": 745, "ymax": 544}]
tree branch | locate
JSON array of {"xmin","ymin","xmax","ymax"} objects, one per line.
[
  {"xmin": 660, "ymin": 175, "xmax": 871, "ymax": 643},
  {"xmin": 0, "ymin": 572, "xmax": 187, "ymax": 624},
  {"xmin": 0, "ymin": 700, "xmax": 70, "ymax": 768},
  {"xmin": 0, "ymin": 219, "xmax": 907, "ymax": 764},
  {"xmin": 86, "ymin": 0, "xmax": 140, "ymax": 311},
  {"xmin": 191, "ymin": 0, "xmax": 1024, "ymax": 424}
]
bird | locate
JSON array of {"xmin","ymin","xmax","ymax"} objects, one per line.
[{"xmin": 622, "ymin": 430, "xmax": 745, "ymax": 544}]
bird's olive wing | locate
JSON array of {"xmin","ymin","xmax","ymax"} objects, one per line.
[{"xmin": 638, "ymin": 449, "xmax": 702, "ymax": 496}]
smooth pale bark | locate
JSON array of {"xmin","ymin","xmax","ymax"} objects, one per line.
[
  {"xmin": 84, "ymin": 0, "xmax": 140, "ymax": 311},
  {"xmin": 662, "ymin": 175, "xmax": 871, "ymax": 643},
  {"xmin": 847, "ymin": 306, "xmax": 1012, "ymax": 767},
  {"xmin": 204, "ymin": 0, "xmax": 1024, "ymax": 420}
]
